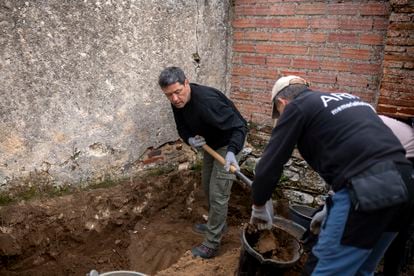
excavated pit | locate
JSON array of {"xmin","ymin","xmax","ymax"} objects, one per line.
[
  {"xmin": 0, "ymin": 168, "xmax": 306, "ymax": 276},
  {"xmin": 1, "ymin": 167, "xmax": 413, "ymax": 275}
]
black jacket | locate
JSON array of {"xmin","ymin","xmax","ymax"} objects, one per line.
[
  {"xmin": 172, "ymin": 83, "xmax": 248, "ymax": 154},
  {"xmin": 252, "ymin": 89, "xmax": 409, "ymax": 205}
]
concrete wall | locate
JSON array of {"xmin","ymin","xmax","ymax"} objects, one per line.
[{"xmin": 0, "ymin": 0, "xmax": 231, "ymax": 187}]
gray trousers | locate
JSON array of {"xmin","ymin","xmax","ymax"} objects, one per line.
[{"xmin": 201, "ymin": 146, "xmax": 240, "ymax": 249}]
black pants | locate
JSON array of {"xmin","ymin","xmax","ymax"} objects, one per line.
[{"xmin": 383, "ymin": 158, "xmax": 414, "ymax": 276}]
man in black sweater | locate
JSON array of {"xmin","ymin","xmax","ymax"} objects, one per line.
[
  {"xmin": 249, "ymin": 75, "xmax": 414, "ymax": 274},
  {"xmin": 158, "ymin": 66, "xmax": 248, "ymax": 259}
]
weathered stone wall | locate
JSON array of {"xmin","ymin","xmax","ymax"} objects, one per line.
[{"xmin": 0, "ymin": 0, "xmax": 231, "ymax": 187}]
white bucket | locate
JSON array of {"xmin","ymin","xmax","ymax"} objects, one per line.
[{"xmin": 89, "ymin": 270, "xmax": 147, "ymax": 276}]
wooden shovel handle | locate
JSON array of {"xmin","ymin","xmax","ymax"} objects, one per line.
[{"xmin": 202, "ymin": 144, "xmax": 253, "ymax": 187}]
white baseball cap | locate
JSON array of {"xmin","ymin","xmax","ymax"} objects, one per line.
[{"xmin": 271, "ymin": 75, "xmax": 308, "ymax": 118}]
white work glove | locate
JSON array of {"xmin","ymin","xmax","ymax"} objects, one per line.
[
  {"xmin": 224, "ymin": 151, "xmax": 239, "ymax": 172},
  {"xmin": 250, "ymin": 199, "xmax": 274, "ymax": 230},
  {"xmin": 188, "ymin": 135, "xmax": 205, "ymax": 150},
  {"xmin": 310, "ymin": 204, "xmax": 327, "ymax": 235}
]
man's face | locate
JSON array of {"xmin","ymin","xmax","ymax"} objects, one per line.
[{"xmin": 162, "ymin": 80, "xmax": 191, "ymax": 108}]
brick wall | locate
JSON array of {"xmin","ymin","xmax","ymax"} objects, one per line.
[
  {"xmin": 231, "ymin": 0, "xmax": 413, "ymax": 125},
  {"xmin": 377, "ymin": 0, "xmax": 414, "ymax": 117}
]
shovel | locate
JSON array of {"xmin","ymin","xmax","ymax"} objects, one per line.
[{"xmin": 202, "ymin": 144, "xmax": 252, "ymax": 187}]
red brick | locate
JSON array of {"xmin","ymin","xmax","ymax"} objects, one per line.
[
  {"xmin": 269, "ymin": 4, "xmax": 296, "ymax": 15},
  {"xmin": 309, "ymin": 85, "xmax": 335, "ymax": 93},
  {"xmin": 389, "ymin": 22, "xmax": 414, "ymax": 31},
  {"xmin": 251, "ymin": 112, "xmax": 273, "ymax": 125},
  {"xmin": 321, "ymin": 60, "xmax": 352, "ymax": 71},
  {"xmin": 384, "ymin": 53, "xmax": 414, "ymax": 62},
  {"xmin": 360, "ymin": 3, "xmax": 390, "ymax": 16},
  {"xmin": 398, "ymin": 5, "xmax": 414, "ymax": 13},
  {"xmin": 233, "ymin": 31, "xmax": 244, "ymax": 41},
  {"xmin": 310, "ymin": 18, "xmax": 339, "ymax": 29},
  {"xmin": 238, "ymin": 102, "xmax": 270, "ymax": 113},
  {"xmin": 336, "ymin": 73, "xmax": 372, "ymax": 87},
  {"xmin": 404, "ymin": 62, "xmax": 414, "ymax": 69},
  {"xmin": 308, "ymin": 47, "xmax": 339, "ymax": 57},
  {"xmin": 373, "ymin": 18, "xmax": 389, "ymax": 30},
  {"xmin": 256, "ymin": 44, "xmax": 308, "ymax": 55},
  {"xmin": 269, "ymin": 32, "xmax": 296, "ymax": 42},
  {"xmin": 383, "ymin": 60, "xmax": 405, "ymax": 69},
  {"xmin": 296, "ymin": 32, "xmax": 327, "ymax": 43},
  {"xmin": 255, "ymin": 18, "xmax": 281, "ymax": 28},
  {"xmin": 383, "ymin": 67, "xmax": 414, "ymax": 78},
  {"xmin": 235, "ymin": 0, "xmax": 290, "ymax": 4},
  {"xmin": 339, "ymin": 18, "xmax": 373, "ymax": 30},
  {"xmin": 232, "ymin": 66, "xmax": 254, "ymax": 77},
  {"xmin": 241, "ymin": 55, "xmax": 266, "ymax": 65},
  {"xmin": 232, "ymin": 18, "xmax": 256, "ymax": 28},
  {"xmin": 279, "ymin": 70, "xmax": 307, "ymax": 77},
  {"xmin": 297, "ymin": 3, "xmax": 327, "ymax": 15},
  {"xmin": 396, "ymin": 106, "xmax": 414, "ymax": 116},
  {"xmin": 292, "ymin": 58, "xmax": 321, "ymax": 70},
  {"xmin": 381, "ymin": 82, "xmax": 413, "ymax": 94},
  {"xmin": 232, "ymin": 91, "xmax": 252, "ymax": 100},
  {"xmin": 384, "ymin": 45, "xmax": 406, "ymax": 52},
  {"xmin": 327, "ymin": 3, "xmax": 360, "ymax": 15},
  {"xmin": 389, "ymin": 13, "xmax": 411, "ymax": 22},
  {"xmin": 306, "ymin": 72, "xmax": 338, "ymax": 84},
  {"xmin": 232, "ymin": 55, "xmax": 242, "ymax": 64},
  {"xmin": 377, "ymin": 104, "xmax": 398, "ymax": 114},
  {"xmin": 380, "ymin": 74, "xmax": 406, "ymax": 84},
  {"xmin": 378, "ymin": 98, "xmax": 414, "ymax": 107},
  {"xmin": 240, "ymin": 78, "xmax": 270, "ymax": 90},
  {"xmin": 352, "ymin": 63, "xmax": 382, "ymax": 74},
  {"xmin": 386, "ymin": 37, "xmax": 414, "ymax": 46},
  {"xmin": 328, "ymin": 33, "xmax": 359, "ymax": 44},
  {"xmin": 360, "ymin": 34, "xmax": 384, "ymax": 45},
  {"xmin": 242, "ymin": 31, "xmax": 271, "ymax": 41},
  {"xmin": 233, "ymin": 43, "xmax": 255, "ymax": 53},
  {"xmin": 254, "ymin": 68, "xmax": 279, "ymax": 79},
  {"xmin": 236, "ymin": 6, "xmax": 271, "ymax": 16},
  {"xmin": 340, "ymin": 48, "xmax": 371, "ymax": 60},
  {"xmin": 266, "ymin": 57, "xmax": 292, "ymax": 67},
  {"xmin": 231, "ymin": 76, "xmax": 241, "ymax": 88},
  {"xmin": 280, "ymin": 18, "xmax": 309, "ymax": 28}
]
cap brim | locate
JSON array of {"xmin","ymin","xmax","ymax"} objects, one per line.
[{"xmin": 271, "ymin": 101, "xmax": 279, "ymax": 119}]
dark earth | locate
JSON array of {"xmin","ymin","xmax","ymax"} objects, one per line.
[{"xmin": 0, "ymin": 162, "xmax": 412, "ymax": 275}]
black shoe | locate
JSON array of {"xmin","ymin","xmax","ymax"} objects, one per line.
[
  {"xmin": 191, "ymin": 244, "xmax": 218, "ymax": 259},
  {"xmin": 192, "ymin": 223, "xmax": 228, "ymax": 235},
  {"xmin": 192, "ymin": 223, "xmax": 208, "ymax": 234}
]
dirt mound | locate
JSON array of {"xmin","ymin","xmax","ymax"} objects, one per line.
[
  {"xmin": 0, "ymin": 169, "xmax": 255, "ymax": 275},
  {"xmin": 3, "ymin": 167, "xmax": 408, "ymax": 275}
]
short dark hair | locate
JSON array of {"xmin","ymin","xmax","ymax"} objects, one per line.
[
  {"xmin": 277, "ymin": 84, "xmax": 308, "ymax": 101},
  {"xmin": 158, "ymin": 66, "xmax": 187, "ymax": 88}
]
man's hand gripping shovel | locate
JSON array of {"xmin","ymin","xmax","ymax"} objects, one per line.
[{"xmin": 202, "ymin": 145, "xmax": 274, "ymax": 230}]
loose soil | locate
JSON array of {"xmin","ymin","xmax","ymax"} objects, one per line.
[
  {"xmin": 0, "ymin": 169, "xmax": 301, "ymax": 276},
  {"xmin": 247, "ymin": 226, "xmax": 298, "ymax": 263},
  {"xmin": 1, "ymin": 168, "xmax": 412, "ymax": 275}
]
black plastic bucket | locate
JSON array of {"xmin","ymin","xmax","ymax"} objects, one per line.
[
  {"xmin": 288, "ymin": 204, "xmax": 317, "ymax": 229},
  {"xmin": 237, "ymin": 216, "xmax": 305, "ymax": 276}
]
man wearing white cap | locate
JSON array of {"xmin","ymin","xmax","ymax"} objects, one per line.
[{"xmin": 249, "ymin": 75, "xmax": 414, "ymax": 275}]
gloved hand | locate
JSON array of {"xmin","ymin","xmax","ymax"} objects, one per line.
[
  {"xmin": 224, "ymin": 151, "xmax": 239, "ymax": 172},
  {"xmin": 250, "ymin": 199, "xmax": 274, "ymax": 230},
  {"xmin": 188, "ymin": 136, "xmax": 205, "ymax": 150},
  {"xmin": 310, "ymin": 204, "xmax": 327, "ymax": 235}
]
